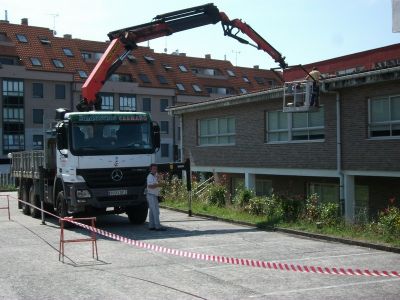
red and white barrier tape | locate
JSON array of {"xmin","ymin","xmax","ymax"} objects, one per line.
[{"xmin": 8, "ymin": 195, "xmax": 400, "ymax": 278}]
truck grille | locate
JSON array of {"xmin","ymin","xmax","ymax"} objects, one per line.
[{"xmin": 77, "ymin": 167, "xmax": 147, "ymax": 188}]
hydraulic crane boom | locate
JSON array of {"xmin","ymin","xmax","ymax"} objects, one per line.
[{"xmin": 79, "ymin": 3, "xmax": 287, "ymax": 111}]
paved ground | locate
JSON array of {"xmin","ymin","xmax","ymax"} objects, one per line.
[{"xmin": 0, "ymin": 192, "xmax": 399, "ymax": 300}]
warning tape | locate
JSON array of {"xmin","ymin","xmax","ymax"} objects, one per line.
[{"xmin": 7, "ymin": 195, "xmax": 400, "ymax": 278}]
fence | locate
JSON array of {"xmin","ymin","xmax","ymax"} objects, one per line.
[{"xmin": 0, "ymin": 173, "xmax": 15, "ymax": 188}]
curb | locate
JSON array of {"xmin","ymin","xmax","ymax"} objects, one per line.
[{"xmin": 160, "ymin": 205, "xmax": 400, "ymax": 254}]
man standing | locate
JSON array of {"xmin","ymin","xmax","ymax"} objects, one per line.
[
  {"xmin": 305, "ymin": 67, "xmax": 321, "ymax": 107},
  {"xmin": 146, "ymin": 164, "xmax": 166, "ymax": 231}
]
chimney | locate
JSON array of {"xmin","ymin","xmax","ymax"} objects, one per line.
[
  {"xmin": 179, "ymin": 53, "xmax": 186, "ymax": 57},
  {"xmin": 63, "ymin": 34, "xmax": 72, "ymax": 39},
  {"xmin": 21, "ymin": 18, "xmax": 28, "ymax": 25},
  {"xmin": 0, "ymin": 20, "xmax": 9, "ymax": 24},
  {"xmin": 205, "ymin": 54, "xmax": 211, "ymax": 59},
  {"xmin": 253, "ymin": 65, "xmax": 259, "ymax": 69}
]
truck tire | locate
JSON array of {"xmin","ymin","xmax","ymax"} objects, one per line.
[
  {"xmin": 21, "ymin": 186, "xmax": 30, "ymax": 215},
  {"xmin": 126, "ymin": 202, "xmax": 148, "ymax": 225},
  {"xmin": 29, "ymin": 186, "xmax": 41, "ymax": 219},
  {"xmin": 56, "ymin": 191, "xmax": 72, "ymax": 228}
]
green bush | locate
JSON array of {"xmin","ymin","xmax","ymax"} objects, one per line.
[
  {"xmin": 232, "ymin": 185, "xmax": 254, "ymax": 208},
  {"xmin": 377, "ymin": 206, "xmax": 400, "ymax": 236},
  {"xmin": 245, "ymin": 196, "xmax": 267, "ymax": 215},
  {"xmin": 281, "ymin": 197, "xmax": 304, "ymax": 221},
  {"xmin": 206, "ymin": 184, "xmax": 227, "ymax": 207},
  {"xmin": 319, "ymin": 202, "xmax": 340, "ymax": 226},
  {"xmin": 303, "ymin": 193, "xmax": 320, "ymax": 222}
]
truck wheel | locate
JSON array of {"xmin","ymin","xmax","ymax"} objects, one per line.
[
  {"xmin": 56, "ymin": 191, "xmax": 72, "ymax": 228},
  {"xmin": 126, "ymin": 202, "xmax": 148, "ymax": 225},
  {"xmin": 21, "ymin": 186, "xmax": 30, "ymax": 215},
  {"xmin": 29, "ymin": 186, "xmax": 41, "ymax": 219}
]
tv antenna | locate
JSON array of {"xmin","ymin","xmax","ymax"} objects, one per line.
[
  {"xmin": 48, "ymin": 13, "xmax": 59, "ymax": 35},
  {"xmin": 232, "ymin": 50, "xmax": 241, "ymax": 66}
]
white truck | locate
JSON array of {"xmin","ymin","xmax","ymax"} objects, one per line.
[{"xmin": 10, "ymin": 108, "xmax": 160, "ymax": 224}]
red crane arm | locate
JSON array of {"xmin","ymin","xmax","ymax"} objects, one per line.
[{"xmin": 79, "ymin": 3, "xmax": 287, "ymax": 111}]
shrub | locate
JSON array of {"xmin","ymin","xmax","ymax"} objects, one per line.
[
  {"xmin": 377, "ymin": 206, "xmax": 400, "ymax": 236},
  {"xmin": 245, "ymin": 196, "xmax": 267, "ymax": 215},
  {"xmin": 281, "ymin": 197, "xmax": 304, "ymax": 222},
  {"xmin": 207, "ymin": 184, "xmax": 227, "ymax": 207},
  {"xmin": 232, "ymin": 185, "xmax": 254, "ymax": 208},
  {"xmin": 319, "ymin": 202, "xmax": 340, "ymax": 226},
  {"xmin": 303, "ymin": 193, "xmax": 320, "ymax": 222},
  {"xmin": 263, "ymin": 194, "xmax": 283, "ymax": 221}
]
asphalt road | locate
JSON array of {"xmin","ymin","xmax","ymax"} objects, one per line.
[{"xmin": 0, "ymin": 192, "xmax": 399, "ymax": 300}]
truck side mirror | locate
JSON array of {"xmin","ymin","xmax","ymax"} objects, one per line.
[
  {"xmin": 152, "ymin": 122, "xmax": 160, "ymax": 149},
  {"xmin": 56, "ymin": 122, "xmax": 68, "ymax": 150}
]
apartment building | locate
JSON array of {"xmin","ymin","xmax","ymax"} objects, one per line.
[
  {"xmin": 169, "ymin": 44, "xmax": 400, "ymax": 221},
  {"xmin": 0, "ymin": 19, "xmax": 281, "ymax": 169}
]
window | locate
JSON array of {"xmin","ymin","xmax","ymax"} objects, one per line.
[
  {"xmin": 254, "ymin": 77, "xmax": 265, "ymax": 84},
  {"xmin": 0, "ymin": 32, "xmax": 8, "ymax": 42},
  {"xmin": 160, "ymin": 121, "xmax": 169, "ymax": 134},
  {"xmin": 3, "ymin": 134, "xmax": 24, "ymax": 152},
  {"xmin": 39, "ymin": 36, "xmax": 51, "ymax": 45},
  {"xmin": 33, "ymin": 135, "xmax": 44, "ymax": 150},
  {"xmin": 0, "ymin": 57, "xmax": 15, "ymax": 65},
  {"xmin": 81, "ymin": 52, "xmax": 92, "ymax": 60},
  {"xmin": 16, "ymin": 34, "xmax": 28, "ymax": 43},
  {"xmin": 179, "ymin": 65, "xmax": 188, "ymax": 72},
  {"xmin": 108, "ymin": 74, "xmax": 133, "ymax": 82},
  {"xmin": 205, "ymin": 87, "xmax": 233, "ymax": 95},
  {"xmin": 143, "ymin": 98, "xmax": 151, "ymax": 112},
  {"xmin": 163, "ymin": 64, "xmax": 172, "ymax": 71},
  {"xmin": 139, "ymin": 73, "xmax": 151, "ymax": 83},
  {"xmin": 161, "ymin": 143, "xmax": 169, "ymax": 157},
  {"xmin": 94, "ymin": 52, "xmax": 103, "ymax": 60},
  {"xmin": 239, "ymin": 88, "xmax": 247, "ymax": 94},
  {"xmin": 100, "ymin": 94, "xmax": 114, "ymax": 111},
  {"xmin": 309, "ymin": 183, "xmax": 339, "ymax": 204},
  {"xmin": 176, "ymin": 83, "xmax": 185, "ymax": 91},
  {"xmin": 157, "ymin": 75, "xmax": 168, "ymax": 84},
  {"xmin": 243, "ymin": 76, "xmax": 250, "ymax": 83},
  {"xmin": 52, "ymin": 59, "xmax": 64, "ymax": 68},
  {"xmin": 266, "ymin": 108, "xmax": 325, "ymax": 142},
  {"xmin": 78, "ymin": 70, "xmax": 88, "ymax": 78},
  {"xmin": 3, "ymin": 108, "xmax": 24, "ymax": 122},
  {"xmin": 198, "ymin": 117, "xmax": 235, "ymax": 146},
  {"xmin": 30, "ymin": 57, "xmax": 42, "ymax": 66},
  {"xmin": 369, "ymin": 95, "xmax": 400, "ymax": 138},
  {"xmin": 55, "ymin": 84, "xmax": 66, "ymax": 99},
  {"xmin": 127, "ymin": 54, "xmax": 136, "ymax": 62},
  {"xmin": 33, "ymin": 109, "xmax": 44, "ymax": 124},
  {"xmin": 119, "ymin": 95, "xmax": 136, "ymax": 111},
  {"xmin": 32, "ymin": 83, "xmax": 43, "ymax": 98},
  {"xmin": 227, "ymin": 69, "xmax": 235, "ymax": 77},
  {"xmin": 144, "ymin": 56, "xmax": 155, "ymax": 64},
  {"xmin": 3, "ymin": 80, "xmax": 24, "ymax": 97},
  {"xmin": 256, "ymin": 179, "xmax": 273, "ymax": 196},
  {"xmin": 192, "ymin": 84, "xmax": 202, "ymax": 92},
  {"xmin": 160, "ymin": 99, "xmax": 169, "ymax": 112},
  {"xmin": 63, "ymin": 48, "xmax": 73, "ymax": 57}
]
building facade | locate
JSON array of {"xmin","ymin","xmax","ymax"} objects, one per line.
[
  {"xmin": 170, "ymin": 46, "xmax": 400, "ymax": 221},
  {"xmin": 0, "ymin": 19, "xmax": 280, "ymax": 170}
]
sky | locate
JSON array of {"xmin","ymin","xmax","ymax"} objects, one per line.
[{"xmin": 0, "ymin": 0, "xmax": 399, "ymax": 69}]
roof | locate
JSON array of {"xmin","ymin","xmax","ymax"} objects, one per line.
[
  {"xmin": 0, "ymin": 21, "xmax": 281, "ymax": 97},
  {"xmin": 168, "ymin": 65, "xmax": 400, "ymax": 115}
]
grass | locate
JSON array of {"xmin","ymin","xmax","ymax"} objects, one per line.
[{"xmin": 162, "ymin": 198, "xmax": 400, "ymax": 249}]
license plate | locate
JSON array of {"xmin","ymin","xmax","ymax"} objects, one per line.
[{"xmin": 108, "ymin": 189, "xmax": 128, "ymax": 196}]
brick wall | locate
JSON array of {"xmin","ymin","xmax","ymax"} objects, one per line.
[
  {"xmin": 341, "ymin": 80, "xmax": 400, "ymax": 171},
  {"xmin": 183, "ymin": 93, "xmax": 338, "ymax": 170}
]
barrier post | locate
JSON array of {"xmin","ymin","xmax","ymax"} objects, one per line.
[
  {"xmin": 0, "ymin": 195, "xmax": 11, "ymax": 220},
  {"xmin": 59, "ymin": 217, "xmax": 98, "ymax": 263}
]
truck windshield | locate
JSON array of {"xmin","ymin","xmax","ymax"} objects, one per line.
[{"xmin": 71, "ymin": 122, "xmax": 153, "ymax": 155}]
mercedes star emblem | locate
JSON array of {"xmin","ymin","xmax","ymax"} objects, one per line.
[{"xmin": 111, "ymin": 169, "xmax": 123, "ymax": 181}]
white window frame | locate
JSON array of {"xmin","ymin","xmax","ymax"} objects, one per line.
[
  {"xmin": 368, "ymin": 95, "xmax": 400, "ymax": 139},
  {"xmin": 198, "ymin": 117, "xmax": 236, "ymax": 146},
  {"xmin": 266, "ymin": 108, "xmax": 325, "ymax": 143},
  {"xmin": 100, "ymin": 94, "xmax": 114, "ymax": 111},
  {"xmin": 119, "ymin": 95, "xmax": 136, "ymax": 111}
]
